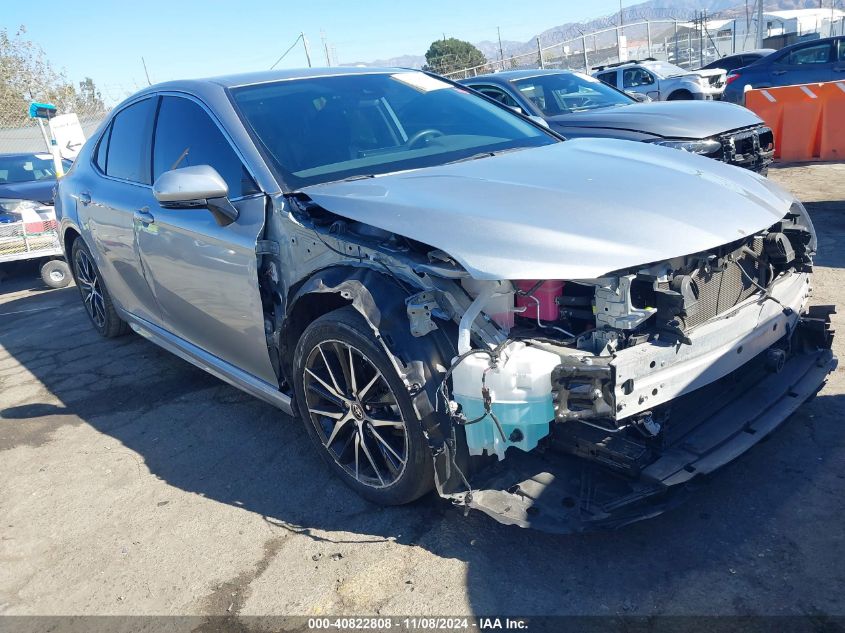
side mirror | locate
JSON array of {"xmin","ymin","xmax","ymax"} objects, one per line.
[
  {"xmin": 627, "ymin": 92, "xmax": 652, "ymax": 102},
  {"xmin": 153, "ymin": 165, "xmax": 238, "ymax": 225},
  {"xmin": 508, "ymin": 105, "xmax": 525, "ymax": 115},
  {"xmin": 527, "ymin": 115, "xmax": 550, "ymax": 129}
]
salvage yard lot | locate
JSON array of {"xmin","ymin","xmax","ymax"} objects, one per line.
[{"xmin": 0, "ymin": 164, "xmax": 843, "ymax": 618}]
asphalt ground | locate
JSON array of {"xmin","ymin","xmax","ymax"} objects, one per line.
[{"xmin": 0, "ymin": 163, "xmax": 843, "ymax": 626}]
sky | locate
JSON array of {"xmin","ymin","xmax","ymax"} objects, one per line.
[{"xmin": 3, "ymin": 0, "xmax": 626, "ymax": 102}]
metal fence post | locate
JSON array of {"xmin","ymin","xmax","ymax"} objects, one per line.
[
  {"xmin": 582, "ymin": 34, "xmax": 588, "ymax": 72},
  {"xmin": 647, "ymin": 21, "xmax": 652, "ymax": 57},
  {"xmin": 537, "ymin": 37, "xmax": 544, "ymax": 69},
  {"xmin": 674, "ymin": 21, "xmax": 679, "ymax": 64}
]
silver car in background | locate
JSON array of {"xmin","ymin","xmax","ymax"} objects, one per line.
[
  {"xmin": 56, "ymin": 68, "xmax": 835, "ymax": 533},
  {"xmin": 593, "ymin": 58, "xmax": 727, "ymax": 101}
]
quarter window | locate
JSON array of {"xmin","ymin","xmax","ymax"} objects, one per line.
[
  {"xmin": 105, "ymin": 98, "xmax": 156, "ymax": 183},
  {"xmin": 94, "ymin": 124, "xmax": 111, "ymax": 172},
  {"xmin": 152, "ymin": 96, "xmax": 257, "ymax": 199}
]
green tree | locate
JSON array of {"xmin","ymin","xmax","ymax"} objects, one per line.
[
  {"xmin": 0, "ymin": 26, "xmax": 106, "ymax": 125},
  {"xmin": 423, "ymin": 38, "xmax": 487, "ymax": 76}
]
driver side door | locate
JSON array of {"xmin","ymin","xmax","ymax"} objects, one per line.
[
  {"xmin": 135, "ymin": 94, "xmax": 277, "ymax": 384},
  {"xmin": 623, "ymin": 68, "xmax": 660, "ymax": 100}
]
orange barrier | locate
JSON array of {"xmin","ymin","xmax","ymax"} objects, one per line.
[{"xmin": 745, "ymin": 80, "xmax": 845, "ymax": 162}]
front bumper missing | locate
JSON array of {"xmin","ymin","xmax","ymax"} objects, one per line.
[{"xmin": 450, "ymin": 311, "xmax": 836, "ymax": 534}]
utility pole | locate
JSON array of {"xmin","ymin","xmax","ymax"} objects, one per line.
[
  {"xmin": 321, "ymin": 30, "xmax": 331, "ymax": 66},
  {"xmin": 497, "ymin": 27, "xmax": 504, "ymax": 70},
  {"xmin": 756, "ymin": 0, "xmax": 765, "ymax": 48},
  {"xmin": 537, "ymin": 37, "xmax": 545, "ymax": 69},
  {"xmin": 301, "ymin": 32, "xmax": 312, "ymax": 68}
]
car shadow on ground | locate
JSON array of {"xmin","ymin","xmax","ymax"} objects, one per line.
[
  {"xmin": 804, "ymin": 202, "xmax": 845, "ymax": 269},
  {"xmin": 1, "ymin": 263, "xmax": 843, "ymax": 617}
]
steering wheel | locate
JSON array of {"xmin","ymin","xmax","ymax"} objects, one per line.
[{"xmin": 406, "ymin": 128, "xmax": 444, "ymax": 149}]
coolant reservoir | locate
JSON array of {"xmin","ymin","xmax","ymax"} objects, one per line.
[{"xmin": 451, "ymin": 342, "xmax": 560, "ymax": 460}]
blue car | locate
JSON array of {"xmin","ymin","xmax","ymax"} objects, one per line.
[{"xmin": 722, "ymin": 36, "xmax": 845, "ymax": 104}]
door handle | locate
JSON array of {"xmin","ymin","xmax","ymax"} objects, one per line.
[
  {"xmin": 833, "ymin": 66, "xmax": 845, "ymax": 72},
  {"xmin": 79, "ymin": 192, "xmax": 91, "ymax": 206},
  {"xmin": 134, "ymin": 208, "xmax": 155, "ymax": 225},
  {"xmin": 772, "ymin": 70, "xmax": 788, "ymax": 76}
]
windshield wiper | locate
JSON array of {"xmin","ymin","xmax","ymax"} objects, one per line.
[{"xmin": 445, "ymin": 147, "xmax": 526, "ymax": 165}]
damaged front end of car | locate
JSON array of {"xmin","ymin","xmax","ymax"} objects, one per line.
[
  {"xmin": 430, "ymin": 203, "xmax": 835, "ymax": 532},
  {"xmin": 266, "ymin": 183, "xmax": 835, "ymax": 533}
]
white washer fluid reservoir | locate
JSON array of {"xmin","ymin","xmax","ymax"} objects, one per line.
[{"xmin": 450, "ymin": 341, "xmax": 561, "ymax": 460}]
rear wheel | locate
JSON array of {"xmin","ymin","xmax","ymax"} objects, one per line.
[
  {"xmin": 293, "ymin": 307, "xmax": 434, "ymax": 505},
  {"xmin": 71, "ymin": 239, "xmax": 129, "ymax": 338},
  {"xmin": 40, "ymin": 259, "xmax": 71, "ymax": 289}
]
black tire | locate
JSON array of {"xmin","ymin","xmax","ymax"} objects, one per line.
[
  {"xmin": 667, "ymin": 90, "xmax": 693, "ymax": 101},
  {"xmin": 70, "ymin": 238, "xmax": 130, "ymax": 338},
  {"xmin": 40, "ymin": 259, "xmax": 71, "ymax": 289},
  {"xmin": 293, "ymin": 306, "xmax": 435, "ymax": 505}
]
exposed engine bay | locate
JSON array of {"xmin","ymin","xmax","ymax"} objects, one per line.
[{"xmin": 273, "ymin": 193, "xmax": 835, "ymax": 532}]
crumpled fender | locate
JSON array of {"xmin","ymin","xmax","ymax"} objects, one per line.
[{"xmin": 286, "ymin": 266, "xmax": 468, "ymax": 495}]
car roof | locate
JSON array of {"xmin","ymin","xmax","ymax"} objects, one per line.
[
  {"xmin": 460, "ymin": 69, "xmax": 575, "ymax": 83},
  {"xmin": 151, "ymin": 66, "xmax": 415, "ymax": 91}
]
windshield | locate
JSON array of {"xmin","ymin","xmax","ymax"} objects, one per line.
[
  {"xmin": 231, "ymin": 72, "xmax": 555, "ymax": 189},
  {"xmin": 512, "ymin": 72, "xmax": 633, "ymax": 115},
  {"xmin": 0, "ymin": 154, "xmax": 59, "ymax": 184},
  {"xmin": 645, "ymin": 61, "xmax": 689, "ymax": 78}
]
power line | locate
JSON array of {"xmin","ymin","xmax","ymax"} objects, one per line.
[{"xmin": 270, "ymin": 33, "xmax": 305, "ymax": 70}]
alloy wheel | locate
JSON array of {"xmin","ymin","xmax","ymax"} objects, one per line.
[
  {"xmin": 303, "ymin": 340, "xmax": 409, "ymax": 488},
  {"xmin": 74, "ymin": 249, "xmax": 106, "ymax": 328}
]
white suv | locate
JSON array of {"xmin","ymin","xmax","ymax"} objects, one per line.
[{"xmin": 594, "ymin": 58, "xmax": 726, "ymax": 101}]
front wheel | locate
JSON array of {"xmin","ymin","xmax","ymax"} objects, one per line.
[
  {"xmin": 667, "ymin": 89, "xmax": 694, "ymax": 101},
  {"xmin": 70, "ymin": 239, "xmax": 129, "ymax": 338},
  {"xmin": 293, "ymin": 307, "xmax": 434, "ymax": 505}
]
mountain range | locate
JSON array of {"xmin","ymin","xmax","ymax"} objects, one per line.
[{"xmin": 345, "ymin": 0, "xmax": 827, "ymax": 68}]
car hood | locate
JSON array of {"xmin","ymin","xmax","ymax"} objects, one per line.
[
  {"xmin": 546, "ymin": 101, "xmax": 761, "ymax": 139},
  {"xmin": 299, "ymin": 139, "xmax": 795, "ymax": 280},
  {"xmin": 0, "ymin": 179, "xmax": 56, "ymax": 204}
]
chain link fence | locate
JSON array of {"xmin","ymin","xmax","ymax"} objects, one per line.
[
  {"xmin": 0, "ymin": 101, "xmax": 111, "ymax": 155},
  {"xmin": 443, "ymin": 16, "xmax": 845, "ymax": 79}
]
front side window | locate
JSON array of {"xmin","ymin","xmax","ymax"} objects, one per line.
[
  {"xmin": 231, "ymin": 72, "xmax": 554, "ymax": 189},
  {"xmin": 106, "ymin": 98, "xmax": 156, "ymax": 183},
  {"xmin": 623, "ymin": 68, "xmax": 655, "ymax": 88},
  {"xmin": 152, "ymin": 97, "xmax": 257, "ymax": 199},
  {"xmin": 513, "ymin": 73, "xmax": 632, "ymax": 116},
  {"xmin": 0, "ymin": 154, "xmax": 59, "ymax": 184},
  {"xmin": 779, "ymin": 42, "xmax": 833, "ymax": 65}
]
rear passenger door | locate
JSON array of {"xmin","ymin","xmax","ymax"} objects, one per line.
[
  {"xmin": 83, "ymin": 97, "xmax": 161, "ymax": 325},
  {"xmin": 135, "ymin": 94, "xmax": 277, "ymax": 384}
]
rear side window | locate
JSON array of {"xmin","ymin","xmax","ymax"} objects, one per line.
[
  {"xmin": 780, "ymin": 42, "xmax": 833, "ymax": 65},
  {"xmin": 596, "ymin": 71, "xmax": 618, "ymax": 87},
  {"xmin": 106, "ymin": 98, "xmax": 156, "ymax": 183},
  {"xmin": 152, "ymin": 96, "xmax": 257, "ymax": 199},
  {"xmin": 838, "ymin": 40, "xmax": 845, "ymax": 62},
  {"xmin": 473, "ymin": 85, "xmax": 520, "ymax": 108}
]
